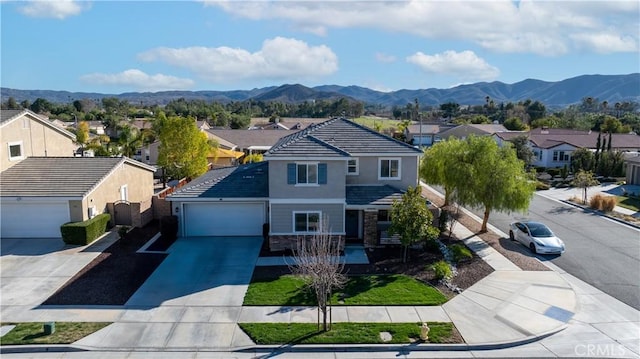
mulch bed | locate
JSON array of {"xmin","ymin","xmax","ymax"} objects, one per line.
[{"xmin": 43, "ymin": 221, "xmax": 166, "ymax": 306}]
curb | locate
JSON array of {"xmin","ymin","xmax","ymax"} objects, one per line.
[
  {"xmin": 556, "ymin": 199, "xmax": 640, "ymax": 230},
  {"xmin": 0, "ymin": 324, "xmax": 567, "ymax": 354}
]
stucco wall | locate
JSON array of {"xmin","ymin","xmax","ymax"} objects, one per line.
[
  {"xmin": 83, "ymin": 162, "xmax": 154, "ymax": 221},
  {"xmin": 0, "ymin": 114, "xmax": 77, "ymax": 171},
  {"xmin": 270, "ymin": 202, "xmax": 345, "ymax": 234}
]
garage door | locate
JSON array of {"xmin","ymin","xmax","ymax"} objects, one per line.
[
  {"xmin": 1, "ymin": 201, "xmax": 70, "ymax": 238},
  {"xmin": 183, "ymin": 202, "xmax": 265, "ymax": 236}
]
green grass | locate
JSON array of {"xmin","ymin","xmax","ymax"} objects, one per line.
[
  {"xmin": 616, "ymin": 196, "xmax": 640, "ymax": 212},
  {"xmin": 239, "ymin": 322, "xmax": 455, "ymax": 344},
  {"xmin": 243, "ymin": 274, "xmax": 447, "ymax": 306},
  {"xmin": 0, "ymin": 322, "xmax": 110, "ymax": 345},
  {"xmin": 351, "ymin": 116, "xmax": 404, "ymax": 131}
]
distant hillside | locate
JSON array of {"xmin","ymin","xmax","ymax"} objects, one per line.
[{"xmin": 2, "ymin": 73, "xmax": 638, "ymax": 108}]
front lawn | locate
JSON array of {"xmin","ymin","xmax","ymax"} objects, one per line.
[
  {"xmin": 239, "ymin": 322, "xmax": 456, "ymax": 344},
  {"xmin": 243, "ymin": 274, "xmax": 447, "ymax": 306},
  {"xmin": 0, "ymin": 322, "xmax": 110, "ymax": 345},
  {"xmin": 616, "ymin": 195, "xmax": 640, "ymax": 212}
]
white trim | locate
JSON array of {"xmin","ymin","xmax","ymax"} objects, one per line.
[
  {"xmin": 347, "ymin": 158, "xmax": 359, "ymax": 175},
  {"xmin": 167, "ymin": 197, "xmax": 268, "ymax": 202},
  {"xmin": 348, "ymin": 153, "xmax": 422, "ymax": 157},
  {"xmin": 0, "ymin": 196, "xmax": 81, "ymax": 202},
  {"xmin": 378, "ymin": 157, "xmax": 402, "ymax": 180},
  {"xmin": 269, "ymin": 198, "xmax": 345, "ymax": 204},
  {"xmin": 346, "ymin": 204, "xmax": 391, "ymax": 210},
  {"xmin": 7, "ymin": 141, "xmax": 24, "ymax": 161},
  {"xmin": 293, "ymin": 211, "xmax": 322, "ymax": 233},
  {"xmin": 271, "ymin": 231, "xmax": 347, "ymax": 236}
]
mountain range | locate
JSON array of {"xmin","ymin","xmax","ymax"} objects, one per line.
[{"xmin": 2, "ymin": 73, "xmax": 638, "ymax": 108}]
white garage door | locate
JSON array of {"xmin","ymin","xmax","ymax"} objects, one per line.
[
  {"xmin": 183, "ymin": 202, "xmax": 265, "ymax": 236},
  {"xmin": 1, "ymin": 201, "xmax": 70, "ymax": 238}
]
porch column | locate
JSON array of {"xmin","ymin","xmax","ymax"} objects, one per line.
[{"xmin": 363, "ymin": 209, "xmax": 378, "ymax": 248}]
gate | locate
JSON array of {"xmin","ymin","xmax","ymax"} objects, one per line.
[{"xmin": 113, "ymin": 200, "xmax": 132, "ymax": 225}]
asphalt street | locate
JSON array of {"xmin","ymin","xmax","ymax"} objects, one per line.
[{"xmin": 469, "ymin": 193, "xmax": 640, "ymax": 310}]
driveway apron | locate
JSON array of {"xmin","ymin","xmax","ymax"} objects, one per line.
[{"xmin": 75, "ymin": 236, "xmax": 262, "ymax": 350}]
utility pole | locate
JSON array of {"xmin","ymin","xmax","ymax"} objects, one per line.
[{"xmin": 415, "ymin": 98, "xmax": 422, "ymax": 149}]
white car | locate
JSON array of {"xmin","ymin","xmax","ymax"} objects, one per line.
[{"xmin": 509, "ymin": 221, "xmax": 565, "ymax": 255}]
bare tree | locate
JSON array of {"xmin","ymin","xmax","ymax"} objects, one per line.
[{"xmin": 290, "ymin": 219, "xmax": 347, "ymax": 331}]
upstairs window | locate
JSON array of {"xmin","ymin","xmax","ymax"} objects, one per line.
[
  {"xmin": 379, "ymin": 158, "xmax": 400, "ymax": 180},
  {"xmin": 553, "ymin": 151, "xmax": 570, "ymax": 162},
  {"xmin": 294, "ymin": 212, "xmax": 321, "ymax": 233},
  {"xmin": 8, "ymin": 141, "xmax": 23, "ymax": 161},
  {"xmin": 288, "ymin": 163, "xmax": 327, "ymax": 185},
  {"xmin": 298, "ymin": 163, "xmax": 318, "ymax": 184},
  {"xmin": 347, "ymin": 158, "xmax": 359, "ymax": 175}
]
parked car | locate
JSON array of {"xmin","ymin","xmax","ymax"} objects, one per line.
[{"xmin": 509, "ymin": 220, "xmax": 565, "ymax": 255}]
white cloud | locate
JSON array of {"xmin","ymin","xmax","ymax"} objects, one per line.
[
  {"xmin": 80, "ymin": 69, "xmax": 195, "ymax": 91},
  {"xmin": 18, "ymin": 0, "xmax": 87, "ymax": 20},
  {"xmin": 138, "ymin": 37, "xmax": 338, "ymax": 83},
  {"xmin": 203, "ymin": 0, "xmax": 639, "ymax": 56},
  {"xmin": 375, "ymin": 52, "xmax": 396, "ymax": 63},
  {"xmin": 407, "ymin": 50, "xmax": 500, "ymax": 82}
]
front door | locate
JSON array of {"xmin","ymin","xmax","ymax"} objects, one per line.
[{"xmin": 345, "ymin": 210, "xmax": 360, "ymax": 242}]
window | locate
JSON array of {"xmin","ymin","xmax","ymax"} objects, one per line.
[
  {"xmin": 8, "ymin": 141, "xmax": 23, "ymax": 161},
  {"xmin": 379, "ymin": 158, "xmax": 400, "ymax": 180},
  {"xmin": 297, "ymin": 163, "xmax": 318, "ymax": 184},
  {"xmin": 288, "ymin": 163, "xmax": 327, "ymax": 185},
  {"xmin": 347, "ymin": 158, "xmax": 359, "ymax": 175},
  {"xmin": 294, "ymin": 212, "xmax": 321, "ymax": 232},
  {"xmin": 377, "ymin": 210, "xmax": 392, "ymax": 222},
  {"xmin": 120, "ymin": 185, "xmax": 128, "ymax": 201},
  {"xmin": 552, "ymin": 151, "xmax": 570, "ymax": 162}
]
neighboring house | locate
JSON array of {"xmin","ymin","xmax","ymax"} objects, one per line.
[
  {"xmin": 207, "ymin": 129, "xmax": 297, "ymax": 154},
  {"xmin": 0, "ymin": 109, "xmax": 78, "ymax": 171},
  {"xmin": 404, "ymin": 123, "xmax": 456, "ymax": 147},
  {"xmin": 249, "ymin": 120, "xmax": 304, "ymax": 131},
  {"xmin": 494, "ymin": 128, "xmax": 640, "ymax": 168},
  {"xmin": 167, "ymin": 117, "xmax": 423, "ymax": 251},
  {"xmin": 439, "ymin": 123, "xmax": 508, "ymax": 140},
  {"xmin": 136, "ymin": 140, "xmax": 244, "ymax": 172},
  {"xmin": 86, "ymin": 121, "xmax": 106, "ymax": 135},
  {"xmin": 626, "ymin": 155, "xmax": 640, "ymax": 185},
  {"xmin": 0, "ymin": 156, "xmax": 156, "ymax": 238}
]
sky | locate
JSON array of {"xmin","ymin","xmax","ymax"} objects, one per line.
[{"xmin": 1, "ymin": 0, "xmax": 639, "ymax": 94}]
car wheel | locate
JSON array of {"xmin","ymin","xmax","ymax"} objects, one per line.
[
  {"xmin": 529, "ymin": 243, "xmax": 537, "ymax": 254},
  {"xmin": 509, "ymin": 230, "xmax": 514, "ymax": 240}
]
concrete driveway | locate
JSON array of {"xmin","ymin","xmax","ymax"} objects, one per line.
[
  {"xmin": 0, "ymin": 233, "xmax": 119, "ymax": 321},
  {"xmin": 74, "ymin": 236, "xmax": 263, "ymax": 350}
]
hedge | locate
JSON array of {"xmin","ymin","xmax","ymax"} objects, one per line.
[{"xmin": 60, "ymin": 213, "xmax": 111, "ymax": 245}]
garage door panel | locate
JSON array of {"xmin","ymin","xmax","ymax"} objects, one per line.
[
  {"xmin": 1, "ymin": 202, "xmax": 70, "ymax": 238},
  {"xmin": 184, "ymin": 202, "xmax": 265, "ymax": 236}
]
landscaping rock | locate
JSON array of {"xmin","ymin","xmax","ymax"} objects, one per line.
[{"xmin": 379, "ymin": 331, "xmax": 393, "ymax": 342}]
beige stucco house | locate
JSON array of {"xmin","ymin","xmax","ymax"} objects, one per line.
[
  {"xmin": 0, "ymin": 156, "xmax": 156, "ymax": 238},
  {"xmin": 0, "ymin": 109, "xmax": 78, "ymax": 171}
]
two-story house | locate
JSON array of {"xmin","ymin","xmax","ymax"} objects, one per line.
[
  {"xmin": 166, "ymin": 117, "xmax": 423, "ymax": 251},
  {"xmin": 0, "ymin": 109, "xmax": 78, "ymax": 171}
]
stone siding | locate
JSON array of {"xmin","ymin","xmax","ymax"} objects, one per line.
[{"xmin": 269, "ymin": 234, "xmax": 345, "ymax": 252}]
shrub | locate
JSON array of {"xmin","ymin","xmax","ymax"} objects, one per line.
[
  {"xmin": 61, "ymin": 213, "xmax": 111, "ymax": 245},
  {"xmin": 118, "ymin": 226, "xmax": 130, "ymax": 240},
  {"xmin": 430, "ymin": 260, "xmax": 452, "ymax": 281},
  {"xmin": 589, "ymin": 194, "xmax": 604, "ymax": 210},
  {"xmin": 536, "ymin": 181, "xmax": 550, "ymax": 190},
  {"xmin": 449, "ymin": 244, "xmax": 473, "ymax": 263},
  {"xmin": 160, "ymin": 215, "xmax": 178, "ymax": 240},
  {"xmin": 423, "ymin": 239, "xmax": 441, "ymax": 254},
  {"xmin": 601, "ymin": 196, "xmax": 617, "ymax": 212}
]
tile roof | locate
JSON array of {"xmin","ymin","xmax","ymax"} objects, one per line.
[
  {"xmin": 0, "ymin": 157, "xmax": 153, "ymax": 198},
  {"xmin": 207, "ymin": 129, "xmax": 295, "ymax": 150},
  {"xmin": 346, "ymin": 185, "xmax": 405, "ymax": 206},
  {"xmin": 168, "ymin": 161, "xmax": 269, "ymax": 199},
  {"xmin": 0, "ymin": 109, "xmax": 76, "ymax": 140},
  {"xmin": 266, "ymin": 117, "xmax": 422, "ymax": 157},
  {"xmin": 495, "ymin": 131, "xmax": 640, "ymax": 149}
]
